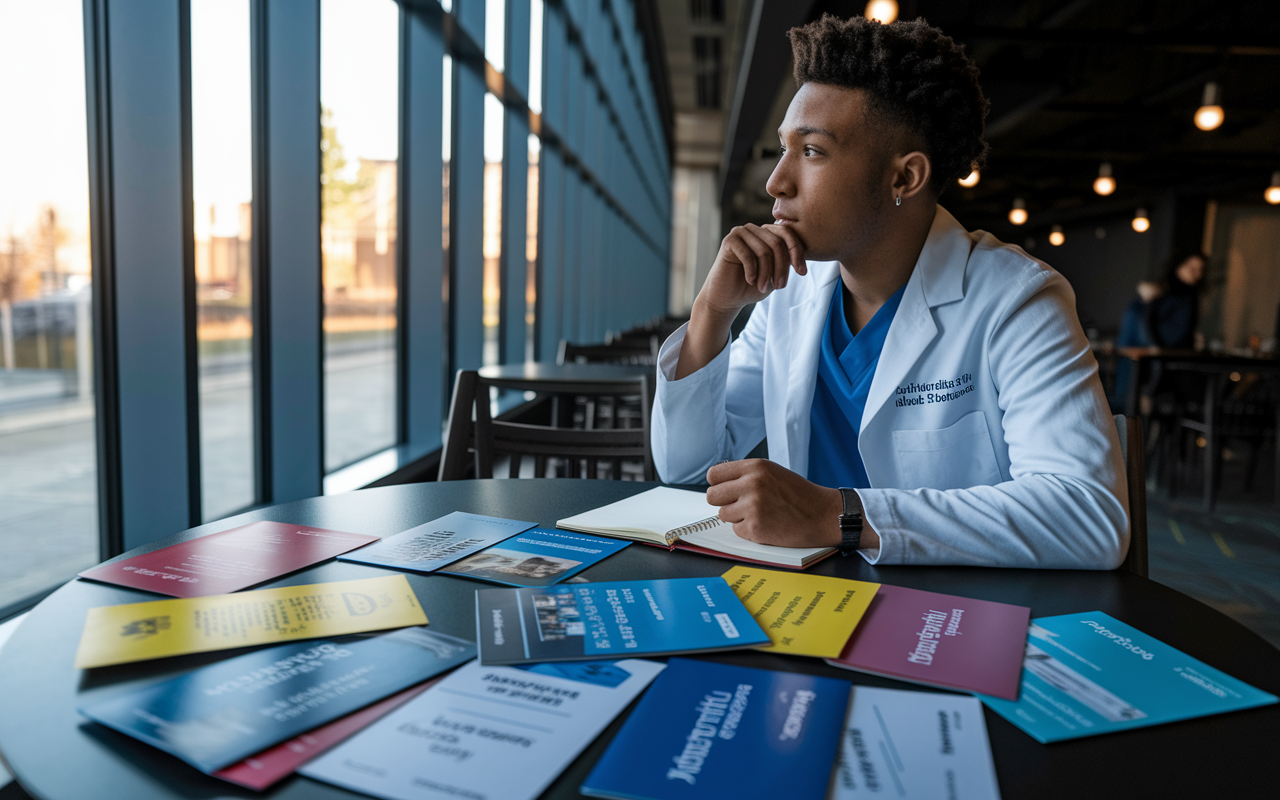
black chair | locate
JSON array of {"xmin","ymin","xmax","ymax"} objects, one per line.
[
  {"xmin": 1114, "ymin": 414, "xmax": 1149, "ymax": 577},
  {"xmin": 438, "ymin": 370, "xmax": 655, "ymax": 481},
  {"xmin": 557, "ymin": 337, "xmax": 659, "ymax": 366}
]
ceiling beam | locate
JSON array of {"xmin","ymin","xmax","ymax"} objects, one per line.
[
  {"xmin": 718, "ymin": 0, "xmax": 818, "ymax": 209},
  {"xmin": 951, "ymin": 27, "xmax": 1280, "ymax": 57}
]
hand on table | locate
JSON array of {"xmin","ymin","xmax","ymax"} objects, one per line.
[{"xmin": 705, "ymin": 459, "xmax": 880, "ymax": 550}]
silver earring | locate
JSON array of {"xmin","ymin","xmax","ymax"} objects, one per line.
[{"xmin": 895, "ymin": 195, "xmax": 902, "ymax": 206}]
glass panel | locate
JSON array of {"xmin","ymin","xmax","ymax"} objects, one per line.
[
  {"xmin": 320, "ymin": 0, "xmax": 400, "ymax": 473},
  {"xmin": 442, "ymin": 54, "xmax": 452, "ymax": 392},
  {"xmin": 485, "ymin": 0, "xmax": 505, "ymax": 72},
  {"xmin": 482, "ymin": 92, "xmax": 503, "ymax": 366},
  {"xmin": 191, "ymin": 0, "xmax": 255, "ymax": 521},
  {"xmin": 0, "ymin": 0, "xmax": 98, "ymax": 607},
  {"xmin": 529, "ymin": 0, "xmax": 543, "ymax": 114},
  {"xmin": 525, "ymin": 134, "xmax": 540, "ymax": 362}
]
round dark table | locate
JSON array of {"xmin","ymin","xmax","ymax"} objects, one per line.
[{"xmin": 1, "ymin": 480, "xmax": 1277, "ymax": 799}]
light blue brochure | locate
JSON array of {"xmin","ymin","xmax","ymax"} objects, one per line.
[
  {"xmin": 338, "ymin": 511, "xmax": 537, "ymax": 573},
  {"xmin": 976, "ymin": 611, "xmax": 1277, "ymax": 743}
]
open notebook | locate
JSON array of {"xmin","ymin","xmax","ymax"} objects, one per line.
[{"xmin": 556, "ymin": 486, "xmax": 835, "ymax": 569}]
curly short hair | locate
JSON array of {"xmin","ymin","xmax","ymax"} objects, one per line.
[{"xmin": 789, "ymin": 14, "xmax": 989, "ymax": 194}]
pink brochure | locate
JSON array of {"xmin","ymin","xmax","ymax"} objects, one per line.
[
  {"xmin": 78, "ymin": 521, "xmax": 380, "ymax": 598},
  {"xmin": 826, "ymin": 583, "xmax": 1030, "ymax": 700},
  {"xmin": 214, "ymin": 678, "xmax": 442, "ymax": 790}
]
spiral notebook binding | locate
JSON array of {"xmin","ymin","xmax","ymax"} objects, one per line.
[{"xmin": 664, "ymin": 515, "xmax": 723, "ymax": 547}]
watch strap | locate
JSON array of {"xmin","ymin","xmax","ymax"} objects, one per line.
[{"xmin": 837, "ymin": 488, "xmax": 863, "ymax": 554}]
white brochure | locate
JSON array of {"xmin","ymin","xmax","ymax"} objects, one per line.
[
  {"xmin": 300, "ymin": 658, "xmax": 666, "ymax": 800},
  {"xmin": 830, "ymin": 686, "xmax": 1001, "ymax": 800}
]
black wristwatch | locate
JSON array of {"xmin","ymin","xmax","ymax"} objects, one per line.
[{"xmin": 837, "ymin": 488, "xmax": 863, "ymax": 554}]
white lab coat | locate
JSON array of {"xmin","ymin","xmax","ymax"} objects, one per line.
[{"xmin": 652, "ymin": 207, "xmax": 1129, "ymax": 569}]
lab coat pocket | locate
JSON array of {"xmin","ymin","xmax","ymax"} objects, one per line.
[{"xmin": 892, "ymin": 411, "xmax": 1003, "ymax": 490}]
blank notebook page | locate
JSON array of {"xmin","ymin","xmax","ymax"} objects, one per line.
[{"xmin": 557, "ymin": 487, "xmax": 719, "ymax": 537}]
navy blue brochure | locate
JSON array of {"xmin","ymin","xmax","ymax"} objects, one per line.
[
  {"xmin": 440, "ymin": 528, "xmax": 630, "ymax": 587},
  {"xmin": 581, "ymin": 658, "xmax": 852, "ymax": 800},
  {"xmin": 476, "ymin": 578, "xmax": 768, "ymax": 665},
  {"xmin": 78, "ymin": 628, "xmax": 476, "ymax": 773}
]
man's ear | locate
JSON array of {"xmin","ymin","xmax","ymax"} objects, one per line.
[{"xmin": 892, "ymin": 151, "xmax": 932, "ymax": 201}]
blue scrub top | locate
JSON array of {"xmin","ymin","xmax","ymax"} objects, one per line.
[{"xmin": 807, "ymin": 280, "xmax": 906, "ymax": 489}]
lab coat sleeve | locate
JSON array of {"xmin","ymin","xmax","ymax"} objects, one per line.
[
  {"xmin": 856, "ymin": 271, "xmax": 1130, "ymax": 569},
  {"xmin": 651, "ymin": 301, "xmax": 770, "ymax": 484}
]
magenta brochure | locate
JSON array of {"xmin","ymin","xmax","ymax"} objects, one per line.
[
  {"xmin": 581, "ymin": 658, "xmax": 850, "ymax": 800},
  {"xmin": 826, "ymin": 583, "xmax": 1029, "ymax": 700},
  {"xmin": 300, "ymin": 658, "xmax": 666, "ymax": 800},
  {"xmin": 440, "ymin": 528, "xmax": 629, "ymax": 587},
  {"xmin": 338, "ymin": 511, "xmax": 536, "ymax": 573},
  {"xmin": 475, "ymin": 577, "xmax": 768, "ymax": 665},
  {"xmin": 977, "ymin": 611, "xmax": 1277, "ymax": 743}
]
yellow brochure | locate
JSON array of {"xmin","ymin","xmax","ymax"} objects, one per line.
[
  {"xmin": 722, "ymin": 566, "xmax": 879, "ymax": 658},
  {"xmin": 75, "ymin": 575, "xmax": 427, "ymax": 668}
]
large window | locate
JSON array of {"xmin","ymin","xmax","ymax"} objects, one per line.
[
  {"xmin": 2, "ymin": 0, "xmax": 672, "ymax": 571},
  {"xmin": 0, "ymin": 0, "xmax": 97, "ymax": 610},
  {"xmin": 191, "ymin": 0, "xmax": 256, "ymax": 521},
  {"xmin": 320, "ymin": 0, "xmax": 400, "ymax": 473}
]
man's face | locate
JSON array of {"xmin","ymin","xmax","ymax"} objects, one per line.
[{"xmin": 766, "ymin": 83, "xmax": 892, "ymax": 263}]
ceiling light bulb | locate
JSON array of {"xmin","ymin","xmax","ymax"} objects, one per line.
[
  {"xmin": 1049, "ymin": 225, "xmax": 1064, "ymax": 246},
  {"xmin": 1093, "ymin": 162, "xmax": 1115, "ymax": 196},
  {"xmin": 1267, "ymin": 171, "xmax": 1280, "ymax": 205},
  {"xmin": 865, "ymin": 0, "xmax": 899, "ymax": 24},
  {"xmin": 1008, "ymin": 198, "xmax": 1027, "ymax": 226},
  {"xmin": 1195, "ymin": 82, "xmax": 1223, "ymax": 131},
  {"xmin": 958, "ymin": 169, "xmax": 980, "ymax": 188},
  {"xmin": 1132, "ymin": 208, "xmax": 1150, "ymax": 233}
]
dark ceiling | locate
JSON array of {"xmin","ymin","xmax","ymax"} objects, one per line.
[{"xmin": 729, "ymin": 0, "xmax": 1280, "ymax": 239}]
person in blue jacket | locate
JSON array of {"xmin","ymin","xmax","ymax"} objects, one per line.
[{"xmin": 651, "ymin": 15, "xmax": 1128, "ymax": 568}]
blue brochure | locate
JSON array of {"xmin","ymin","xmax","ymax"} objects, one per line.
[
  {"xmin": 440, "ymin": 528, "xmax": 630, "ymax": 586},
  {"xmin": 581, "ymin": 658, "xmax": 851, "ymax": 800},
  {"xmin": 476, "ymin": 577, "xmax": 768, "ymax": 665},
  {"xmin": 79, "ymin": 628, "xmax": 476, "ymax": 773},
  {"xmin": 338, "ymin": 511, "xmax": 537, "ymax": 573},
  {"xmin": 977, "ymin": 611, "xmax": 1277, "ymax": 743}
]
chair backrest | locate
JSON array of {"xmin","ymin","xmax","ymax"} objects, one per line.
[
  {"xmin": 439, "ymin": 370, "xmax": 655, "ymax": 481},
  {"xmin": 557, "ymin": 338, "xmax": 659, "ymax": 366},
  {"xmin": 1114, "ymin": 414, "xmax": 1149, "ymax": 577}
]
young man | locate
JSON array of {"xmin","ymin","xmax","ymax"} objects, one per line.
[{"xmin": 652, "ymin": 15, "xmax": 1128, "ymax": 569}]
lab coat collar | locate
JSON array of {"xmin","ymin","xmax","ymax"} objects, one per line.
[
  {"xmin": 860, "ymin": 205, "xmax": 973, "ymax": 432},
  {"xmin": 781, "ymin": 204, "xmax": 974, "ymax": 465},
  {"xmin": 918, "ymin": 205, "xmax": 971, "ymax": 308}
]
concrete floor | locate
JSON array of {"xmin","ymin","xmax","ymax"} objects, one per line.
[{"xmin": 1145, "ymin": 451, "xmax": 1280, "ymax": 650}]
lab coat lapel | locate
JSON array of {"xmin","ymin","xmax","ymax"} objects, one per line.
[
  {"xmin": 783, "ymin": 262, "xmax": 841, "ymax": 471},
  {"xmin": 861, "ymin": 207, "xmax": 971, "ymax": 432}
]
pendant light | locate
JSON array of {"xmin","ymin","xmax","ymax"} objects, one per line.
[
  {"xmin": 1132, "ymin": 208, "xmax": 1150, "ymax": 233},
  {"xmin": 958, "ymin": 168, "xmax": 980, "ymax": 188},
  {"xmin": 1194, "ymin": 82, "xmax": 1224, "ymax": 131},
  {"xmin": 1093, "ymin": 163, "xmax": 1115, "ymax": 196},
  {"xmin": 1049, "ymin": 225, "xmax": 1065, "ymax": 246},
  {"xmin": 1266, "ymin": 172, "xmax": 1280, "ymax": 205},
  {"xmin": 865, "ymin": 0, "xmax": 899, "ymax": 24},
  {"xmin": 1008, "ymin": 198, "xmax": 1028, "ymax": 226}
]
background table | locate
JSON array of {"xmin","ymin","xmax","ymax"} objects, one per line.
[{"xmin": 1, "ymin": 480, "xmax": 1277, "ymax": 799}]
